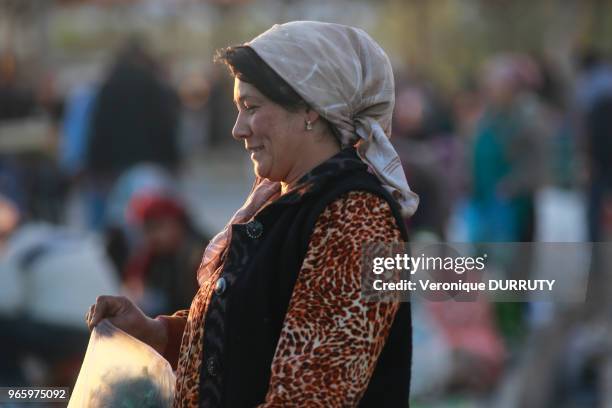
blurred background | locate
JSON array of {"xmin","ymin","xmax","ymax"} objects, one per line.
[{"xmin": 1, "ymin": 0, "xmax": 612, "ymax": 406}]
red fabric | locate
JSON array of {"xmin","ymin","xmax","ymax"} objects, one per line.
[
  {"xmin": 428, "ymin": 300, "xmax": 506, "ymax": 371},
  {"xmin": 123, "ymin": 248, "xmax": 154, "ymax": 282},
  {"xmin": 130, "ymin": 194, "xmax": 186, "ymax": 224}
]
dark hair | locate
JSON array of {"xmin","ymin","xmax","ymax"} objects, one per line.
[{"xmin": 214, "ymin": 45, "xmax": 308, "ymax": 111}]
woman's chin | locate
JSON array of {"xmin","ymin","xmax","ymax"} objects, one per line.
[
  {"xmin": 254, "ymin": 166, "xmax": 284, "ymax": 183},
  {"xmin": 253, "ymin": 163, "xmax": 269, "ymax": 180}
]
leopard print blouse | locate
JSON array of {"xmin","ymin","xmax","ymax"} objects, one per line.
[{"xmin": 158, "ymin": 191, "xmax": 403, "ymax": 407}]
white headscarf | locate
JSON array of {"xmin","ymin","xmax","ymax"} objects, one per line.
[{"xmin": 248, "ymin": 20, "xmax": 419, "ymax": 215}]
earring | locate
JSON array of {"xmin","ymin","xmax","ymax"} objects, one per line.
[{"xmin": 305, "ymin": 120, "xmax": 313, "ymax": 131}]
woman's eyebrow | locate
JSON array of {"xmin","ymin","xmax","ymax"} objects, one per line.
[
  {"xmin": 233, "ymin": 95, "xmax": 249, "ymax": 107},
  {"xmin": 235, "ymin": 94, "xmax": 262, "ymax": 106}
]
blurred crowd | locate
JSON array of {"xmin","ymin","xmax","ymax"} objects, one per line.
[
  {"xmin": 0, "ymin": 31, "xmax": 611, "ymax": 406},
  {"xmin": 392, "ymin": 49, "xmax": 612, "ymax": 407}
]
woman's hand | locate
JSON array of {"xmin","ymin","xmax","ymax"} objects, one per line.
[{"xmin": 85, "ymin": 295, "xmax": 167, "ymax": 354}]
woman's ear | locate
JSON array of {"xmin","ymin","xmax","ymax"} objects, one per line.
[
  {"xmin": 304, "ymin": 108, "xmax": 338, "ymax": 145},
  {"xmin": 305, "ymin": 107, "xmax": 321, "ymax": 125}
]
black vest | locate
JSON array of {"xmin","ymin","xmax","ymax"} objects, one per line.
[{"xmin": 198, "ymin": 149, "xmax": 411, "ymax": 407}]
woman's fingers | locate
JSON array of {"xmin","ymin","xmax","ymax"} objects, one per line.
[
  {"xmin": 87, "ymin": 295, "xmax": 121, "ymax": 331},
  {"xmin": 85, "ymin": 304, "xmax": 96, "ymax": 330},
  {"xmin": 84, "ymin": 296, "xmax": 159, "ymax": 349}
]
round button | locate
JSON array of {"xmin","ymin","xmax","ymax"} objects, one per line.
[
  {"xmin": 206, "ymin": 356, "xmax": 217, "ymax": 377},
  {"xmin": 245, "ymin": 220, "xmax": 263, "ymax": 239},
  {"xmin": 215, "ymin": 277, "xmax": 227, "ymax": 295}
]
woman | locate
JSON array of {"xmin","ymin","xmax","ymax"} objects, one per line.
[{"xmin": 86, "ymin": 21, "xmax": 418, "ymax": 407}]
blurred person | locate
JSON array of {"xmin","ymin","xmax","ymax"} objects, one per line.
[
  {"xmin": 0, "ymin": 50, "xmax": 36, "ymax": 121},
  {"xmin": 0, "ymin": 57, "xmax": 67, "ymax": 223},
  {"xmin": 427, "ymin": 299, "xmax": 505, "ymax": 394},
  {"xmin": 575, "ymin": 51, "xmax": 612, "ymax": 242},
  {"xmin": 0, "ymin": 195, "xmax": 119, "ymax": 387},
  {"xmin": 501, "ymin": 53, "xmax": 611, "ymax": 408},
  {"xmin": 179, "ymin": 70, "xmax": 211, "ymax": 156},
  {"xmin": 59, "ymin": 82, "xmax": 98, "ymax": 178},
  {"xmin": 36, "ymin": 71, "xmax": 65, "ymax": 148},
  {"xmin": 84, "ymin": 38, "xmax": 180, "ymax": 230},
  {"xmin": 534, "ymin": 57, "xmax": 577, "ymax": 189},
  {"xmin": 87, "ymin": 38, "xmax": 180, "ymax": 174},
  {"xmin": 59, "ymin": 81, "xmax": 99, "ymax": 233},
  {"xmin": 12, "ymin": 68, "xmax": 68, "ymax": 223},
  {"xmin": 467, "ymin": 55, "xmax": 551, "ymax": 359},
  {"xmin": 16, "ymin": 153, "xmax": 68, "ymax": 223},
  {"xmin": 392, "ymin": 84, "xmax": 505, "ymax": 398},
  {"xmin": 451, "ymin": 81, "xmax": 484, "ymax": 142},
  {"xmin": 571, "ymin": 50, "xmax": 612, "ymax": 325},
  {"xmin": 574, "ymin": 49, "xmax": 612, "ymax": 114},
  {"xmin": 392, "ymin": 83, "xmax": 465, "ymax": 240},
  {"xmin": 469, "ymin": 53, "xmax": 548, "ymax": 243},
  {"xmin": 86, "ymin": 21, "xmax": 419, "ymax": 407},
  {"xmin": 207, "ymin": 66, "xmax": 237, "ymax": 148},
  {"xmin": 0, "ymin": 152, "xmax": 67, "ymax": 225},
  {"xmin": 123, "ymin": 192, "xmax": 207, "ymax": 316},
  {"xmin": 584, "ymin": 96, "xmax": 612, "ymax": 302},
  {"xmin": 102, "ymin": 163, "xmax": 179, "ymax": 276}
]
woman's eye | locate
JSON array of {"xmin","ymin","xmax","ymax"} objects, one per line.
[{"xmin": 245, "ymin": 104, "xmax": 257, "ymax": 111}]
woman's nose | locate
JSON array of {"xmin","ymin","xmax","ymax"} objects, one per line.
[{"xmin": 232, "ymin": 112, "xmax": 251, "ymax": 141}]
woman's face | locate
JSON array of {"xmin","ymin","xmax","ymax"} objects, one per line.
[{"xmin": 232, "ymin": 78, "xmax": 307, "ymax": 182}]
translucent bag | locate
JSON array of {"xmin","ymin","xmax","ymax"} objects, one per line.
[{"xmin": 68, "ymin": 319, "xmax": 175, "ymax": 407}]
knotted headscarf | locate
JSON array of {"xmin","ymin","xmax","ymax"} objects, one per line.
[
  {"xmin": 197, "ymin": 21, "xmax": 419, "ymax": 286},
  {"xmin": 248, "ymin": 21, "xmax": 419, "ymax": 215}
]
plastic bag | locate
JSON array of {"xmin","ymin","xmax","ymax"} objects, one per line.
[{"xmin": 68, "ymin": 319, "xmax": 175, "ymax": 407}]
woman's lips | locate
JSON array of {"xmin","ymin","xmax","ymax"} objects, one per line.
[{"xmin": 248, "ymin": 146, "xmax": 264, "ymax": 159}]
